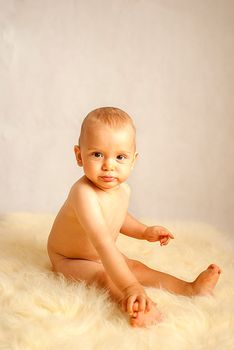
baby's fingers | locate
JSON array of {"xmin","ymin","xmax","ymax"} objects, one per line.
[
  {"xmin": 127, "ymin": 295, "xmax": 147, "ymax": 315},
  {"xmin": 160, "ymin": 232, "xmax": 174, "ymax": 245},
  {"xmin": 167, "ymin": 231, "xmax": 174, "ymax": 239},
  {"xmin": 137, "ymin": 295, "xmax": 146, "ymax": 312},
  {"xmin": 127, "ymin": 296, "xmax": 137, "ymax": 315},
  {"xmin": 160, "ymin": 229, "xmax": 174, "ymax": 240},
  {"xmin": 160, "ymin": 237, "xmax": 169, "ymax": 245}
]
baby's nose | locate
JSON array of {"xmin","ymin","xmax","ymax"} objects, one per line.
[{"xmin": 102, "ymin": 158, "xmax": 115, "ymax": 171}]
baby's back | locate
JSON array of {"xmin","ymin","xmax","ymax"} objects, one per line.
[{"xmin": 47, "ymin": 198, "xmax": 99, "ymax": 261}]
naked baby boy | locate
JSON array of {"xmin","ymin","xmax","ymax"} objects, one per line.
[{"xmin": 47, "ymin": 107, "xmax": 221, "ymax": 327}]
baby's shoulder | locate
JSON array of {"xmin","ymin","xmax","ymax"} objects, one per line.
[
  {"xmin": 68, "ymin": 177, "xmax": 97, "ymax": 202},
  {"xmin": 71, "ymin": 176, "xmax": 92, "ymax": 190}
]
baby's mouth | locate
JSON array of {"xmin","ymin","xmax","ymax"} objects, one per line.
[{"xmin": 99, "ymin": 176, "xmax": 117, "ymax": 182}]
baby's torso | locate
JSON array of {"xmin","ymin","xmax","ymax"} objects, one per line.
[{"xmin": 47, "ymin": 180, "xmax": 129, "ymax": 262}]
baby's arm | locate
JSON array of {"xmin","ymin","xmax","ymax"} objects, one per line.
[
  {"xmin": 120, "ymin": 212, "xmax": 147, "ymax": 239},
  {"xmin": 121, "ymin": 212, "xmax": 174, "ymax": 245},
  {"xmin": 71, "ymin": 184, "xmax": 151, "ymax": 313}
]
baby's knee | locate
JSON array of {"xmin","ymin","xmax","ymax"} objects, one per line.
[{"xmin": 129, "ymin": 259, "xmax": 144, "ymax": 270}]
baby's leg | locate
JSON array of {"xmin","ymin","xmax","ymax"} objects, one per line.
[
  {"xmin": 51, "ymin": 254, "xmax": 122, "ymax": 299},
  {"xmin": 50, "ymin": 254, "xmax": 161, "ymax": 327},
  {"xmin": 124, "ymin": 256, "xmax": 221, "ymax": 296}
]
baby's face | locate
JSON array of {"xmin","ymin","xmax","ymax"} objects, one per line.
[{"xmin": 75, "ymin": 122, "xmax": 137, "ymax": 191}]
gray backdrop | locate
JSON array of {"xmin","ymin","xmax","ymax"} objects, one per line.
[{"xmin": 1, "ymin": 0, "xmax": 233, "ymax": 237}]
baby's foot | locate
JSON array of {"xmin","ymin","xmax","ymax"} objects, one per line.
[
  {"xmin": 130, "ymin": 302, "xmax": 163, "ymax": 328},
  {"xmin": 192, "ymin": 264, "xmax": 221, "ymax": 295}
]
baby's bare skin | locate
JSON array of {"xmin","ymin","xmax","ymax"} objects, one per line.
[
  {"xmin": 47, "ymin": 107, "xmax": 221, "ymax": 328},
  {"xmin": 48, "ymin": 176, "xmax": 163, "ymax": 327},
  {"xmin": 47, "ymin": 176, "xmax": 129, "ymax": 263}
]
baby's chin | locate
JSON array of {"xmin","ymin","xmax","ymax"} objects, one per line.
[{"xmin": 86, "ymin": 176, "xmax": 121, "ymax": 191}]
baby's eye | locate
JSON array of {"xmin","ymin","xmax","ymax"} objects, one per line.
[
  {"xmin": 93, "ymin": 152, "xmax": 103, "ymax": 158},
  {"xmin": 116, "ymin": 154, "xmax": 126, "ymax": 161}
]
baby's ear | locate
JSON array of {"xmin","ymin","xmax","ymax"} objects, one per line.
[
  {"xmin": 131, "ymin": 152, "xmax": 138, "ymax": 169},
  {"xmin": 134, "ymin": 152, "xmax": 139, "ymax": 161},
  {"xmin": 74, "ymin": 145, "xmax": 83, "ymax": 166}
]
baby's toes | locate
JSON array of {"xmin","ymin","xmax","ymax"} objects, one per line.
[
  {"xmin": 130, "ymin": 316, "xmax": 141, "ymax": 327},
  {"xmin": 131, "ymin": 301, "xmax": 139, "ymax": 318},
  {"xmin": 208, "ymin": 264, "xmax": 221, "ymax": 274}
]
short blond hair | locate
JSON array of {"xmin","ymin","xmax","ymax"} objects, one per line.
[{"xmin": 79, "ymin": 106, "xmax": 136, "ymax": 146}]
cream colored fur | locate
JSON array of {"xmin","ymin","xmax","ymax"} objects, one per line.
[{"xmin": 0, "ymin": 213, "xmax": 233, "ymax": 350}]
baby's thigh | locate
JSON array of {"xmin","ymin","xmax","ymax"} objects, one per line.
[{"xmin": 52, "ymin": 256, "xmax": 105, "ymax": 285}]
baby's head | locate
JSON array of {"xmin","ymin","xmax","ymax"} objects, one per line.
[
  {"xmin": 74, "ymin": 107, "xmax": 138, "ymax": 190},
  {"xmin": 78, "ymin": 107, "xmax": 136, "ymax": 148}
]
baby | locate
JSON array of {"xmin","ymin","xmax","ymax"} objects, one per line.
[{"xmin": 47, "ymin": 107, "xmax": 221, "ymax": 327}]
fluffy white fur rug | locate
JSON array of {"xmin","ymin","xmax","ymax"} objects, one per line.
[{"xmin": 0, "ymin": 213, "xmax": 233, "ymax": 350}]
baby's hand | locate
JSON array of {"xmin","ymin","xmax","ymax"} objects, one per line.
[
  {"xmin": 144, "ymin": 226, "xmax": 174, "ymax": 246},
  {"xmin": 121, "ymin": 283, "xmax": 154, "ymax": 316}
]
